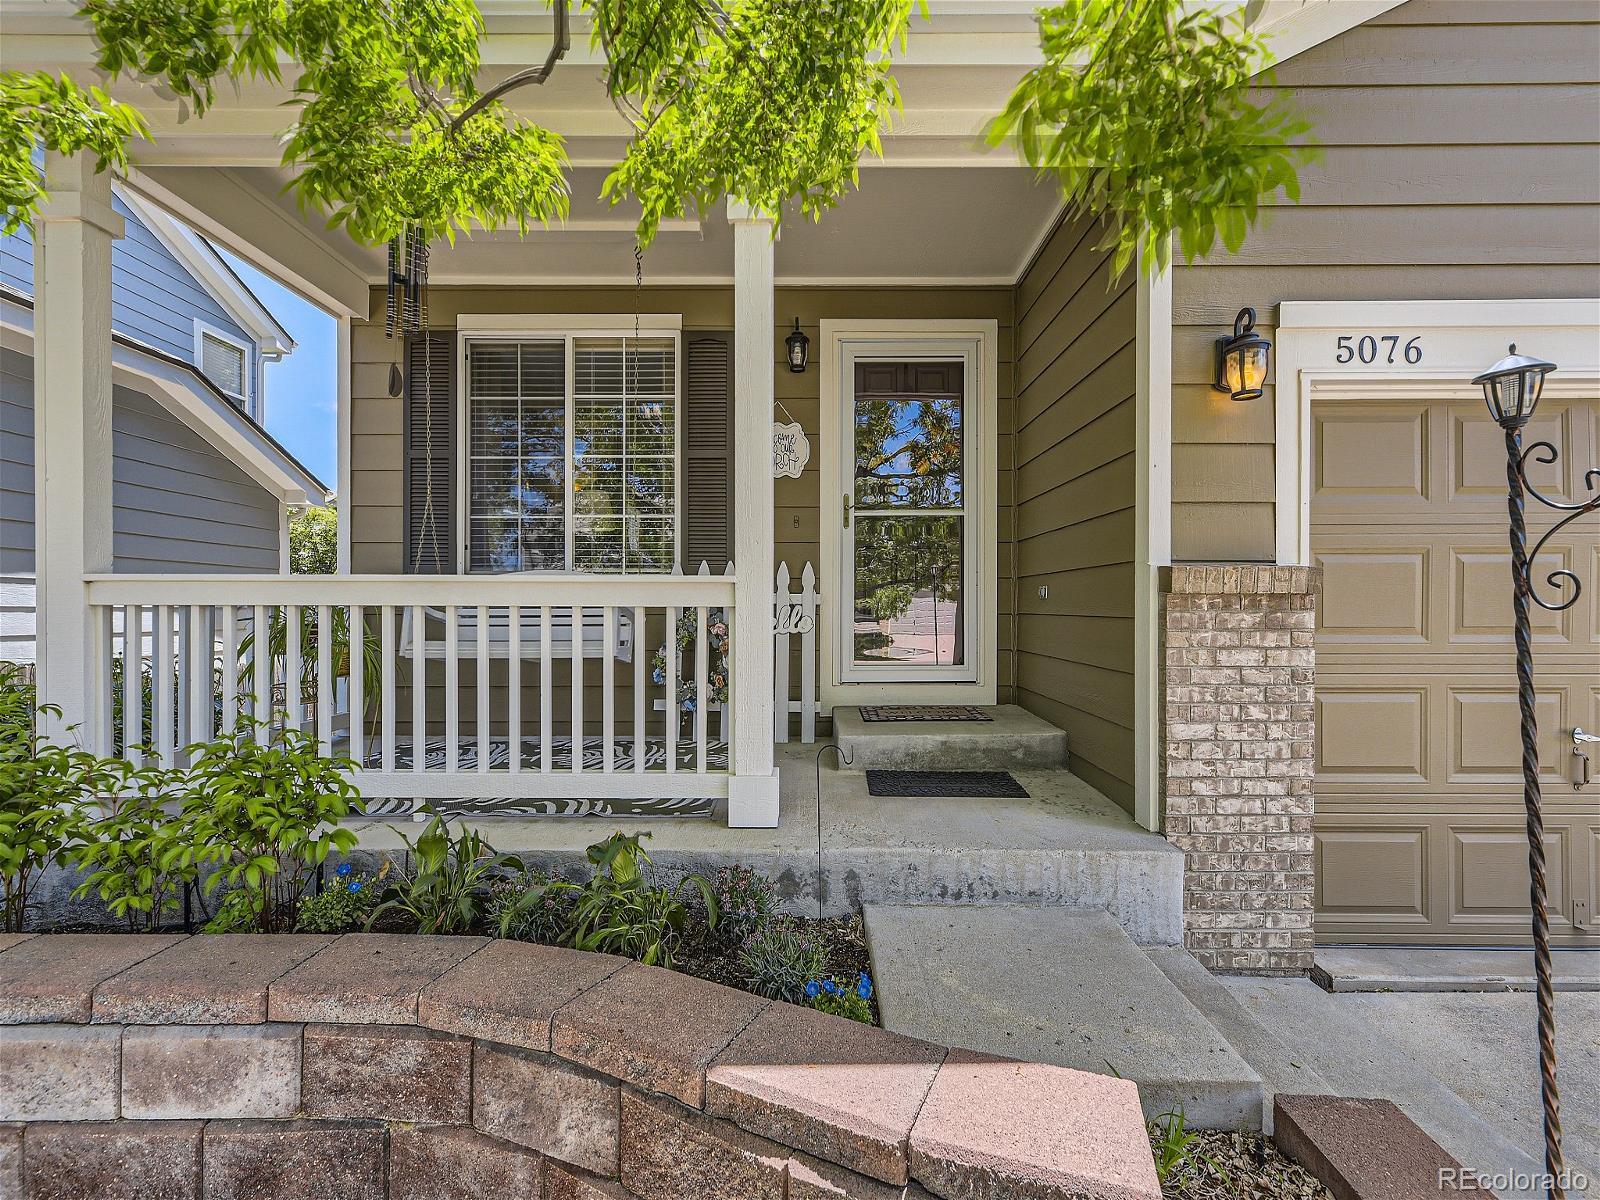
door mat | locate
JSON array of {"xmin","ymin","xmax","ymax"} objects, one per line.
[
  {"xmin": 866, "ymin": 770, "xmax": 1029, "ymax": 798},
  {"xmin": 858, "ymin": 705, "xmax": 993, "ymax": 722}
]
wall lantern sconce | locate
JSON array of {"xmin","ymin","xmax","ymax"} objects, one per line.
[
  {"xmin": 785, "ymin": 319, "xmax": 810, "ymax": 373},
  {"xmin": 1473, "ymin": 342, "xmax": 1556, "ymax": 429},
  {"xmin": 1212, "ymin": 307, "xmax": 1271, "ymax": 402}
]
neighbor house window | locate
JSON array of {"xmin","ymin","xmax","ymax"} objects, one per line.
[
  {"xmin": 464, "ymin": 333, "xmax": 679, "ymax": 573},
  {"xmin": 195, "ymin": 322, "xmax": 250, "ymax": 408}
]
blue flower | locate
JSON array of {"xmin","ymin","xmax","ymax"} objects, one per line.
[
  {"xmin": 335, "ymin": 862, "xmax": 353, "ymax": 878},
  {"xmin": 804, "ymin": 980, "xmax": 820, "ymax": 999},
  {"xmin": 857, "ymin": 974, "xmax": 873, "ymax": 1000},
  {"xmin": 346, "ymin": 880, "xmax": 363, "ymax": 894},
  {"xmin": 822, "ymin": 979, "xmax": 839, "ymax": 995}
]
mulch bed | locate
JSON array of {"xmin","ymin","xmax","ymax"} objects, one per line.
[
  {"xmin": 676, "ymin": 913, "xmax": 879, "ymax": 1025},
  {"xmin": 1155, "ymin": 1130, "xmax": 1330, "ymax": 1200}
]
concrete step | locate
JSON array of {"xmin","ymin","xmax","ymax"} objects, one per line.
[
  {"xmin": 1310, "ymin": 946, "xmax": 1600, "ymax": 993},
  {"xmin": 864, "ymin": 905, "xmax": 1266, "ymax": 1131},
  {"xmin": 833, "ymin": 704, "xmax": 1069, "ymax": 772}
]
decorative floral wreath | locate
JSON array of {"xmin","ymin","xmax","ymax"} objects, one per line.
[{"xmin": 652, "ymin": 607, "xmax": 729, "ymax": 710}]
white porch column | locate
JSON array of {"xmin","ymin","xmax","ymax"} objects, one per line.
[
  {"xmin": 33, "ymin": 152, "xmax": 122, "ymax": 748},
  {"xmin": 726, "ymin": 201, "xmax": 780, "ymax": 827}
]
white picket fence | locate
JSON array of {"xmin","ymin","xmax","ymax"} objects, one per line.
[{"xmin": 774, "ymin": 562, "xmax": 820, "ymax": 744}]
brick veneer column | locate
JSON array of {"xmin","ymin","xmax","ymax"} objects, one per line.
[{"xmin": 1160, "ymin": 565, "xmax": 1321, "ymax": 974}]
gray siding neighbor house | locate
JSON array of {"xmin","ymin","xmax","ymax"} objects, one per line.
[{"xmin": 0, "ymin": 186, "xmax": 326, "ymax": 663}]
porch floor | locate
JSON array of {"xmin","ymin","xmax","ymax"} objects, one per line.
[{"xmin": 345, "ymin": 741, "xmax": 1184, "ymax": 943}]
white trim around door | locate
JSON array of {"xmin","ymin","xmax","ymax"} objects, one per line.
[
  {"xmin": 818, "ymin": 319, "xmax": 999, "ymax": 710},
  {"xmin": 1274, "ymin": 298, "xmax": 1600, "ymax": 566}
]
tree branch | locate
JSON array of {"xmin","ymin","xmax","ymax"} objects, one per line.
[{"xmin": 448, "ymin": 0, "xmax": 570, "ymax": 134}]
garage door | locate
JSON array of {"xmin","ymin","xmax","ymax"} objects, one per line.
[{"xmin": 1312, "ymin": 389, "xmax": 1599, "ymax": 945}]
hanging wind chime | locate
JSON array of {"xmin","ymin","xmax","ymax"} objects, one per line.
[{"xmin": 386, "ymin": 225, "xmax": 444, "ymax": 572}]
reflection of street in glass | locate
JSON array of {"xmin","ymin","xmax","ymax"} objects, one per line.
[{"xmin": 855, "ymin": 588, "xmax": 963, "ymax": 666}]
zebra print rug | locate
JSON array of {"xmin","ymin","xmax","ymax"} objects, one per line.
[{"xmin": 350, "ymin": 735, "xmax": 726, "ymax": 819}]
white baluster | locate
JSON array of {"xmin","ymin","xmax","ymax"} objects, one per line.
[
  {"xmin": 507, "ymin": 604, "xmax": 520, "ymax": 773},
  {"xmin": 539, "ymin": 604, "xmax": 553, "ymax": 773},
  {"xmin": 122, "ymin": 603, "xmax": 143, "ymax": 762},
  {"xmin": 348, "ymin": 604, "xmax": 365, "ymax": 766},
  {"xmin": 443, "ymin": 605, "xmax": 458, "ymax": 773},
  {"xmin": 774, "ymin": 562, "xmax": 790, "ymax": 744},
  {"xmin": 188, "ymin": 604, "xmax": 212, "ymax": 752},
  {"xmin": 251, "ymin": 604, "xmax": 269, "ymax": 745},
  {"xmin": 285, "ymin": 604, "xmax": 302, "ymax": 734},
  {"xmin": 602, "ymin": 605, "xmax": 615, "ymax": 773},
  {"xmin": 633, "ymin": 605, "xmax": 645, "ymax": 774},
  {"xmin": 410, "ymin": 604, "xmax": 425, "ymax": 773},
  {"xmin": 570, "ymin": 605, "xmax": 584, "ymax": 774},
  {"xmin": 695, "ymin": 604, "xmax": 708, "ymax": 774},
  {"xmin": 175, "ymin": 606, "xmax": 190, "ymax": 753},
  {"xmin": 316, "ymin": 605, "xmax": 332, "ymax": 755},
  {"xmin": 800, "ymin": 562, "xmax": 817, "ymax": 744},
  {"xmin": 220, "ymin": 605, "xmax": 238, "ymax": 740},
  {"xmin": 381, "ymin": 604, "xmax": 396, "ymax": 772},
  {"xmin": 665, "ymin": 604, "xmax": 677, "ymax": 773},
  {"xmin": 477, "ymin": 604, "xmax": 490, "ymax": 773}
]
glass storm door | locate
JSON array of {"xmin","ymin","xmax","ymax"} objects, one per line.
[{"xmin": 842, "ymin": 356, "xmax": 976, "ymax": 682}]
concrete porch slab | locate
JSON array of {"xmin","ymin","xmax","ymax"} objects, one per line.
[
  {"xmin": 336, "ymin": 743, "xmax": 1183, "ymax": 946},
  {"xmin": 833, "ymin": 704, "xmax": 1069, "ymax": 772},
  {"xmin": 863, "ymin": 905, "xmax": 1265, "ymax": 1131},
  {"xmin": 1311, "ymin": 946, "xmax": 1600, "ymax": 993}
]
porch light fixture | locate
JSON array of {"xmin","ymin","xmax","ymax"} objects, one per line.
[
  {"xmin": 1473, "ymin": 342, "xmax": 1557, "ymax": 429},
  {"xmin": 1212, "ymin": 307, "xmax": 1270, "ymax": 402},
  {"xmin": 785, "ymin": 319, "xmax": 810, "ymax": 373}
]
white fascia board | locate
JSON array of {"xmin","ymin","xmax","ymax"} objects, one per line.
[
  {"xmin": 1251, "ymin": 1, "xmax": 1409, "ymax": 69},
  {"xmin": 119, "ymin": 188, "xmax": 296, "ymax": 355},
  {"xmin": 1, "ymin": 294, "xmax": 325, "ymax": 506}
]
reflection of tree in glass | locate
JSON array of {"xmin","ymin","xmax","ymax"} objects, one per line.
[
  {"xmin": 854, "ymin": 397, "xmax": 962, "ymax": 509},
  {"xmin": 853, "ymin": 516, "xmax": 963, "ymax": 661}
]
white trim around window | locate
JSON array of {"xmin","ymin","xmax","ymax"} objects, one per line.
[
  {"xmin": 818, "ymin": 318, "xmax": 999, "ymax": 709},
  {"xmin": 1273, "ymin": 298, "xmax": 1600, "ymax": 565},
  {"xmin": 452, "ymin": 317, "xmax": 685, "ymax": 575},
  {"xmin": 193, "ymin": 319, "xmax": 252, "ymax": 410}
]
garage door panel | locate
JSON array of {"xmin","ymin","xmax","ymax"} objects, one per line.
[
  {"xmin": 1315, "ymin": 826, "xmax": 1429, "ymax": 922},
  {"xmin": 1316, "ymin": 547, "xmax": 1429, "ymax": 642},
  {"xmin": 1314, "ymin": 405, "xmax": 1429, "ymax": 504},
  {"xmin": 1313, "ymin": 388, "xmax": 1599, "ymax": 945},
  {"xmin": 1449, "ymin": 687, "xmax": 1572, "ymax": 787},
  {"xmin": 1450, "ymin": 827, "xmax": 1571, "ymax": 934},
  {"xmin": 1316, "ymin": 688, "xmax": 1427, "ymax": 781},
  {"xmin": 1452, "ymin": 546, "xmax": 1573, "ymax": 643},
  {"xmin": 1450, "ymin": 404, "xmax": 1572, "ymax": 502}
]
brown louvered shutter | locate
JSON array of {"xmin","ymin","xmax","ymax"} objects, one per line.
[
  {"xmin": 403, "ymin": 331, "xmax": 455, "ymax": 574},
  {"xmin": 682, "ymin": 333, "xmax": 734, "ymax": 572}
]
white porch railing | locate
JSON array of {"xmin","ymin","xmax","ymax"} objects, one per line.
[{"xmin": 84, "ymin": 573, "xmax": 736, "ymax": 802}]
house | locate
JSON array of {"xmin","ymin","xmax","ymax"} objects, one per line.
[
  {"xmin": 1, "ymin": 183, "xmax": 327, "ymax": 664},
  {"xmin": 3, "ymin": 0, "xmax": 1596, "ymax": 974}
]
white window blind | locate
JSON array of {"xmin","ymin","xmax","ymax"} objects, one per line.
[
  {"xmin": 200, "ymin": 331, "xmax": 247, "ymax": 402},
  {"xmin": 466, "ymin": 334, "xmax": 678, "ymax": 573}
]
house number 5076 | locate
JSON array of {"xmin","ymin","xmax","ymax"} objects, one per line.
[{"xmin": 1335, "ymin": 334, "xmax": 1423, "ymax": 365}]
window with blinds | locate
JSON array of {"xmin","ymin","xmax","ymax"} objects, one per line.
[
  {"xmin": 465, "ymin": 334, "xmax": 678, "ymax": 573},
  {"xmin": 199, "ymin": 329, "xmax": 247, "ymax": 403}
]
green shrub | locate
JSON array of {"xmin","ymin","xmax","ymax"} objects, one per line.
[
  {"xmin": 0, "ymin": 664, "xmax": 131, "ymax": 933},
  {"xmin": 703, "ymin": 864, "xmax": 777, "ymax": 948},
  {"xmin": 488, "ymin": 868, "xmax": 572, "ymax": 944},
  {"xmin": 736, "ymin": 917, "xmax": 828, "ymax": 1003},
  {"xmin": 367, "ymin": 813, "xmax": 519, "ymax": 935},
  {"xmin": 173, "ymin": 722, "xmax": 360, "ymax": 933},
  {"xmin": 804, "ymin": 973, "xmax": 874, "ymax": 1023},
  {"xmin": 295, "ymin": 863, "xmax": 378, "ymax": 933},
  {"xmin": 70, "ymin": 786, "xmax": 193, "ymax": 932}
]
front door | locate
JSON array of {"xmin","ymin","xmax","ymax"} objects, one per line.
[{"xmin": 841, "ymin": 355, "xmax": 978, "ymax": 684}]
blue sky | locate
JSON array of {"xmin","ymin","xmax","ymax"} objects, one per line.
[{"xmin": 222, "ymin": 251, "xmax": 338, "ymax": 491}]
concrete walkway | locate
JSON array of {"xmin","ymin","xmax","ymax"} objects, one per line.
[
  {"xmin": 1221, "ymin": 976, "xmax": 1600, "ymax": 1198},
  {"xmin": 863, "ymin": 905, "xmax": 1265, "ymax": 1130},
  {"xmin": 336, "ymin": 741, "xmax": 1184, "ymax": 944}
]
